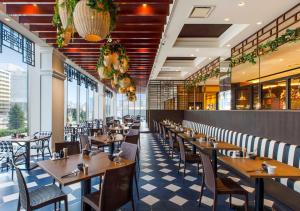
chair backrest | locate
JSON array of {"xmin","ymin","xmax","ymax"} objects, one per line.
[
  {"xmin": 120, "ymin": 142, "xmax": 138, "ymax": 161},
  {"xmin": 34, "ymin": 131, "xmax": 52, "ymax": 137},
  {"xmin": 126, "ymin": 129, "xmax": 139, "ymax": 136},
  {"xmin": 80, "ymin": 135, "xmax": 90, "ymax": 150},
  {"xmin": 199, "ymin": 150, "xmax": 216, "ymax": 193},
  {"xmin": 124, "ymin": 134, "xmax": 139, "ymax": 145},
  {"xmin": 55, "ymin": 142, "xmax": 80, "ymax": 155},
  {"xmin": 15, "ymin": 167, "xmax": 30, "ymax": 210},
  {"xmin": 131, "ymin": 124, "xmax": 140, "ymax": 130},
  {"xmin": 168, "ymin": 130, "xmax": 174, "ymax": 148},
  {"xmin": 177, "ymin": 136, "xmax": 186, "ymax": 161},
  {"xmin": 100, "ymin": 163, "xmax": 135, "ymax": 211}
]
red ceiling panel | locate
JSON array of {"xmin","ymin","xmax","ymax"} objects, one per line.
[{"xmin": 3, "ymin": 0, "xmax": 171, "ymax": 85}]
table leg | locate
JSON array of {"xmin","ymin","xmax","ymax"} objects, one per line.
[
  {"xmin": 81, "ymin": 179, "xmax": 91, "ymax": 211},
  {"xmin": 192, "ymin": 145, "xmax": 196, "ymax": 154},
  {"xmin": 25, "ymin": 142, "xmax": 30, "ymax": 170},
  {"xmin": 255, "ymin": 178, "xmax": 264, "ymax": 211},
  {"xmin": 110, "ymin": 142, "xmax": 115, "ymax": 155},
  {"xmin": 212, "ymin": 149, "xmax": 217, "ymax": 177}
]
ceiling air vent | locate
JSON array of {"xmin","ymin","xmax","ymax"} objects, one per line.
[{"xmin": 189, "ymin": 6, "xmax": 214, "ymax": 18}]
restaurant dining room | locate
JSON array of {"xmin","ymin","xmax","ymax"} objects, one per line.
[{"xmin": 1, "ymin": 0, "xmax": 300, "ymax": 210}]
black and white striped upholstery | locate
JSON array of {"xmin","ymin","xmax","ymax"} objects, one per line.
[{"xmin": 183, "ymin": 120, "xmax": 300, "ymax": 194}]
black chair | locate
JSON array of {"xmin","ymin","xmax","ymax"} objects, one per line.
[
  {"xmin": 15, "ymin": 167, "xmax": 68, "ymax": 211},
  {"xmin": 30, "ymin": 131, "xmax": 52, "ymax": 160},
  {"xmin": 54, "ymin": 142, "xmax": 80, "ymax": 155},
  {"xmin": 82, "ymin": 163, "xmax": 136, "ymax": 211},
  {"xmin": 120, "ymin": 142, "xmax": 139, "ymax": 199},
  {"xmin": 177, "ymin": 136, "xmax": 201, "ymax": 177},
  {"xmin": 199, "ymin": 150, "xmax": 248, "ymax": 211}
]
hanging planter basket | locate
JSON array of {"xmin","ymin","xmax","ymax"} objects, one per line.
[
  {"xmin": 127, "ymin": 85, "xmax": 136, "ymax": 93},
  {"xmin": 73, "ymin": 0, "xmax": 111, "ymax": 42},
  {"xmin": 98, "ymin": 65, "xmax": 112, "ymax": 79},
  {"xmin": 119, "ymin": 75, "xmax": 131, "ymax": 88},
  {"xmin": 118, "ymin": 87, "xmax": 127, "ymax": 94},
  {"xmin": 128, "ymin": 93, "xmax": 137, "ymax": 102},
  {"xmin": 119, "ymin": 55, "xmax": 129, "ymax": 73}
]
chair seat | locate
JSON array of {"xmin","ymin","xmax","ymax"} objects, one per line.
[
  {"xmin": 185, "ymin": 153, "xmax": 201, "ymax": 163},
  {"xmin": 30, "ymin": 184, "xmax": 66, "ymax": 207},
  {"xmin": 216, "ymin": 177, "xmax": 247, "ymax": 194},
  {"xmin": 83, "ymin": 191, "xmax": 101, "ymax": 210}
]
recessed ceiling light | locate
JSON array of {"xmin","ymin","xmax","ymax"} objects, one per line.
[
  {"xmin": 190, "ymin": 54, "xmax": 194, "ymax": 57},
  {"xmin": 208, "ymin": 57, "xmax": 212, "ymax": 60},
  {"xmin": 142, "ymin": 3, "xmax": 147, "ymax": 7},
  {"xmin": 195, "ymin": 48, "xmax": 199, "ymax": 52},
  {"xmin": 238, "ymin": 1, "xmax": 246, "ymax": 7},
  {"xmin": 226, "ymin": 44, "xmax": 231, "ymax": 47},
  {"xmin": 256, "ymin": 21, "xmax": 262, "ymax": 25},
  {"xmin": 4, "ymin": 17, "xmax": 10, "ymax": 22},
  {"xmin": 224, "ymin": 18, "xmax": 230, "ymax": 22},
  {"xmin": 33, "ymin": 3, "xmax": 37, "ymax": 6}
]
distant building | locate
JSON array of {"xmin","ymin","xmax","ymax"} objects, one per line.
[{"xmin": 0, "ymin": 69, "xmax": 11, "ymax": 129}]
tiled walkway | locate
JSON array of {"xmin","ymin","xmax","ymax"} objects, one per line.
[{"xmin": 0, "ymin": 130, "xmax": 275, "ymax": 210}]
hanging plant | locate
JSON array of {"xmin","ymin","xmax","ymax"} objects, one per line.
[
  {"xmin": 52, "ymin": 0, "xmax": 77, "ymax": 47},
  {"xmin": 97, "ymin": 40, "xmax": 129, "ymax": 73},
  {"xmin": 231, "ymin": 28, "xmax": 300, "ymax": 67},
  {"xmin": 118, "ymin": 87, "xmax": 127, "ymax": 94},
  {"xmin": 118, "ymin": 73, "xmax": 132, "ymax": 88},
  {"xmin": 73, "ymin": 0, "xmax": 117, "ymax": 42}
]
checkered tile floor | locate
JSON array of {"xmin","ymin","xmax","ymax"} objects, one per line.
[{"xmin": 0, "ymin": 131, "xmax": 275, "ymax": 211}]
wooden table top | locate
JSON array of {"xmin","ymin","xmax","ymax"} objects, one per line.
[
  {"xmin": 177, "ymin": 132, "xmax": 205, "ymax": 141},
  {"xmin": 0, "ymin": 135, "xmax": 50, "ymax": 143},
  {"xmin": 109, "ymin": 126, "xmax": 130, "ymax": 131},
  {"xmin": 219, "ymin": 156, "xmax": 300, "ymax": 179},
  {"xmin": 89, "ymin": 135, "xmax": 110, "ymax": 143},
  {"xmin": 191, "ymin": 140, "xmax": 241, "ymax": 151},
  {"xmin": 169, "ymin": 128, "xmax": 188, "ymax": 134},
  {"xmin": 38, "ymin": 152, "xmax": 134, "ymax": 186}
]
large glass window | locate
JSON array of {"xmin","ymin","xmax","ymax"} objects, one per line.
[
  {"xmin": 67, "ymin": 80, "xmax": 78, "ymax": 124},
  {"xmin": 0, "ymin": 46, "xmax": 28, "ymax": 137},
  {"xmin": 80, "ymin": 86, "xmax": 87, "ymax": 122},
  {"xmin": 218, "ymin": 90, "xmax": 231, "ymax": 110},
  {"xmin": 116, "ymin": 93, "xmax": 147, "ymax": 120},
  {"xmin": 88, "ymin": 89, "xmax": 94, "ymax": 120}
]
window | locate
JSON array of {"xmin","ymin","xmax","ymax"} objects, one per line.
[
  {"xmin": 0, "ymin": 46, "xmax": 28, "ymax": 137},
  {"xmin": 67, "ymin": 79, "xmax": 78, "ymax": 124},
  {"xmin": 105, "ymin": 90, "xmax": 113, "ymax": 117},
  {"xmin": 116, "ymin": 92, "xmax": 147, "ymax": 120},
  {"xmin": 80, "ymin": 86, "xmax": 87, "ymax": 122},
  {"xmin": 88, "ymin": 89, "xmax": 94, "ymax": 120},
  {"xmin": 218, "ymin": 90, "xmax": 231, "ymax": 110}
]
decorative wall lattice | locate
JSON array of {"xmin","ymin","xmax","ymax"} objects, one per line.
[
  {"xmin": 0, "ymin": 21, "xmax": 35, "ymax": 66},
  {"xmin": 64, "ymin": 63, "xmax": 98, "ymax": 92}
]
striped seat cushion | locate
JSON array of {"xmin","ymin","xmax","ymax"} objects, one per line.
[{"xmin": 182, "ymin": 120, "xmax": 300, "ymax": 194}]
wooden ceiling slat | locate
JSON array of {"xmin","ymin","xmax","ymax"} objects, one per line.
[
  {"xmin": 6, "ymin": 4, "xmax": 168, "ymax": 16},
  {"xmin": 19, "ymin": 15, "xmax": 166, "ymax": 24},
  {"xmin": 38, "ymin": 32, "xmax": 162, "ymax": 39},
  {"xmin": 45, "ymin": 38, "xmax": 160, "ymax": 45},
  {"xmin": 2, "ymin": 0, "xmax": 172, "ymax": 3}
]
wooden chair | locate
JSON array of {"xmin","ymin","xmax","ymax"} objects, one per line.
[
  {"xmin": 120, "ymin": 142, "xmax": 140, "ymax": 199},
  {"xmin": 82, "ymin": 163, "xmax": 136, "ymax": 211},
  {"xmin": 177, "ymin": 136, "xmax": 201, "ymax": 177},
  {"xmin": 168, "ymin": 130, "xmax": 179, "ymax": 158},
  {"xmin": 124, "ymin": 134, "xmax": 140, "ymax": 170},
  {"xmin": 16, "ymin": 167, "xmax": 68, "ymax": 211},
  {"xmin": 199, "ymin": 150, "xmax": 248, "ymax": 211},
  {"xmin": 54, "ymin": 142, "xmax": 80, "ymax": 155}
]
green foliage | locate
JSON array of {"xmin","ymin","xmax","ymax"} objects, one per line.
[
  {"xmin": 231, "ymin": 28, "xmax": 300, "ymax": 67},
  {"xmin": 0, "ymin": 128, "xmax": 27, "ymax": 138},
  {"xmin": 8, "ymin": 104, "xmax": 25, "ymax": 130}
]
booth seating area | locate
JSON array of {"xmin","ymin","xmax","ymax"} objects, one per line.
[{"xmin": 182, "ymin": 120, "xmax": 300, "ymax": 194}]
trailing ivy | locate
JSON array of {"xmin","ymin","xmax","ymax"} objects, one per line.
[
  {"xmin": 184, "ymin": 67, "xmax": 220, "ymax": 90},
  {"xmin": 231, "ymin": 28, "xmax": 300, "ymax": 67}
]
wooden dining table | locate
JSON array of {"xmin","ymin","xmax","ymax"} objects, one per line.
[
  {"xmin": 38, "ymin": 152, "xmax": 134, "ymax": 211},
  {"xmin": 219, "ymin": 156, "xmax": 300, "ymax": 211},
  {"xmin": 89, "ymin": 134, "xmax": 121, "ymax": 155},
  {"xmin": 177, "ymin": 132, "xmax": 241, "ymax": 175},
  {"xmin": 0, "ymin": 135, "xmax": 50, "ymax": 170}
]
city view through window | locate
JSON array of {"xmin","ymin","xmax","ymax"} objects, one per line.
[{"xmin": 0, "ymin": 46, "xmax": 28, "ymax": 137}]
